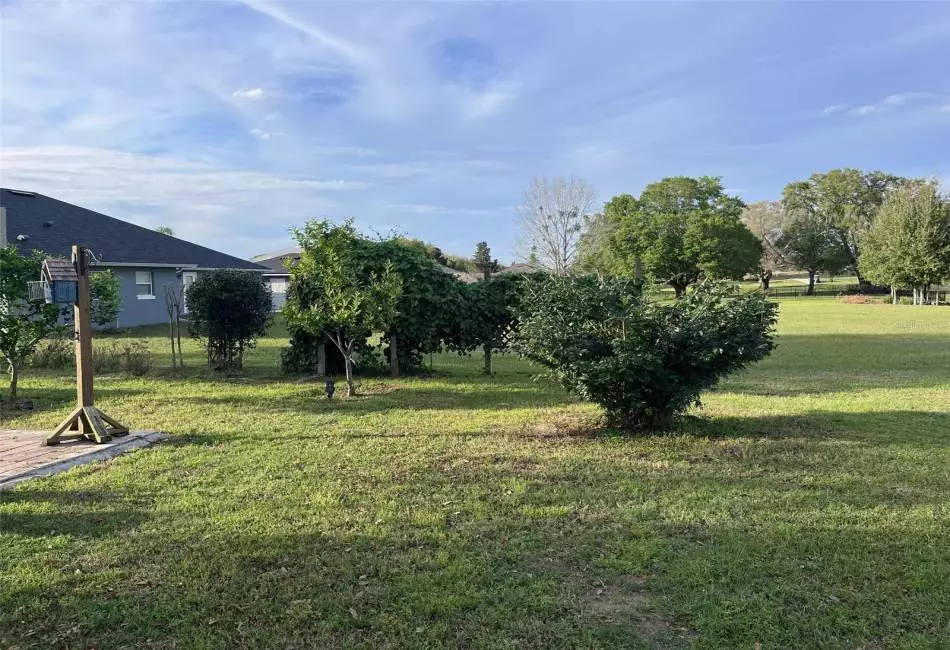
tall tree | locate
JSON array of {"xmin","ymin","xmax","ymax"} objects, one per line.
[
  {"xmin": 783, "ymin": 169, "xmax": 907, "ymax": 288},
  {"xmin": 473, "ymin": 241, "xmax": 496, "ymax": 279},
  {"xmin": 517, "ymin": 176, "xmax": 596, "ymax": 275},
  {"xmin": 608, "ymin": 177, "xmax": 761, "ymax": 296},
  {"xmin": 155, "ymin": 226, "xmax": 176, "ymax": 236},
  {"xmin": 742, "ymin": 200, "xmax": 791, "ymax": 290},
  {"xmin": 577, "ymin": 210, "xmax": 621, "ymax": 277},
  {"xmin": 777, "ymin": 212, "xmax": 849, "ymax": 295},
  {"xmin": 285, "ymin": 220, "xmax": 402, "ymax": 396},
  {"xmin": 0, "ymin": 246, "xmax": 64, "ymax": 405},
  {"xmin": 90, "ymin": 269, "xmax": 121, "ymax": 327},
  {"xmin": 860, "ymin": 182, "xmax": 950, "ymax": 304}
]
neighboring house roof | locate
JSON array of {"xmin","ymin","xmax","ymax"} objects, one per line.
[
  {"xmin": 495, "ymin": 263, "xmax": 541, "ymax": 275},
  {"xmin": 252, "ymin": 248, "xmax": 301, "ymax": 274},
  {"xmin": 438, "ymin": 264, "xmax": 481, "ymax": 284},
  {"xmin": 1, "ymin": 188, "xmax": 266, "ymax": 270}
]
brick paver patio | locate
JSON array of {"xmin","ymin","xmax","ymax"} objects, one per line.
[{"xmin": 0, "ymin": 429, "xmax": 167, "ymax": 490}]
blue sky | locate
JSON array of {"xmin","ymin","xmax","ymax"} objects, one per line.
[{"xmin": 2, "ymin": 1, "xmax": 949, "ymax": 262}]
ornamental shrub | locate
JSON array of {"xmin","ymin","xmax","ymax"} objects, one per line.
[
  {"xmin": 514, "ymin": 276, "xmax": 777, "ymax": 430},
  {"xmin": 186, "ymin": 270, "xmax": 272, "ymax": 371}
]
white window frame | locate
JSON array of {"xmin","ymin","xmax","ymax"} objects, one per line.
[
  {"xmin": 136, "ymin": 270, "xmax": 155, "ymax": 299},
  {"xmin": 181, "ymin": 271, "xmax": 198, "ymax": 312}
]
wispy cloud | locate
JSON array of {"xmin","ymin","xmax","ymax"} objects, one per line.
[
  {"xmin": 847, "ymin": 93, "xmax": 942, "ymax": 116},
  {"xmin": 233, "ymin": 88, "xmax": 267, "ymax": 100},
  {"xmin": 2, "ymin": 0, "xmax": 949, "ymax": 261},
  {"xmin": 821, "ymin": 104, "xmax": 849, "ymax": 116}
]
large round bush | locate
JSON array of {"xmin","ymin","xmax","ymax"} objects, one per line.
[
  {"xmin": 514, "ymin": 276, "xmax": 778, "ymax": 430},
  {"xmin": 186, "ymin": 270, "xmax": 272, "ymax": 370}
]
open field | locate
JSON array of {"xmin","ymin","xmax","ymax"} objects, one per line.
[{"xmin": 2, "ymin": 300, "xmax": 949, "ymax": 648}]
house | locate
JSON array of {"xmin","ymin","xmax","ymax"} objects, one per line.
[
  {"xmin": 0, "ymin": 188, "xmax": 267, "ymax": 327},
  {"xmin": 249, "ymin": 249, "xmax": 301, "ymax": 310}
]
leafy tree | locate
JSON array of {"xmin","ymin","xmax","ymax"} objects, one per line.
[
  {"xmin": 284, "ymin": 220, "xmax": 401, "ymax": 395},
  {"xmin": 742, "ymin": 200, "xmax": 792, "ymax": 290},
  {"xmin": 186, "ymin": 269, "xmax": 272, "ymax": 371},
  {"xmin": 0, "ymin": 246, "xmax": 64, "ymax": 405},
  {"xmin": 783, "ymin": 168, "xmax": 907, "ymax": 287},
  {"xmin": 156, "ymin": 226, "xmax": 176, "ymax": 236},
  {"xmin": 860, "ymin": 182, "xmax": 950, "ymax": 304},
  {"xmin": 369, "ymin": 239, "xmax": 464, "ymax": 373},
  {"xmin": 454, "ymin": 275, "xmax": 522, "ymax": 374},
  {"xmin": 444, "ymin": 254, "xmax": 476, "ymax": 273},
  {"xmin": 397, "ymin": 237, "xmax": 447, "ymax": 266},
  {"xmin": 777, "ymin": 212, "xmax": 849, "ymax": 295},
  {"xmin": 473, "ymin": 241, "xmax": 499, "ymax": 278},
  {"xmin": 517, "ymin": 176, "xmax": 596, "ymax": 274},
  {"xmin": 514, "ymin": 276, "xmax": 777, "ymax": 430},
  {"xmin": 90, "ymin": 269, "xmax": 121, "ymax": 327},
  {"xmin": 609, "ymin": 177, "xmax": 761, "ymax": 296},
  {"xmin": 577, "ymin": 211, "xmax": 621, "ymax": 277}
]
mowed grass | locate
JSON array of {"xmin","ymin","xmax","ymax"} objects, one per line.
[{"xmin": 1, "ymin": 301, "xmax": 949, "ymax": 649}]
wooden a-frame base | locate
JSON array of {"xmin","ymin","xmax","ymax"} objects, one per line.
[{"xmin": 45, "ymin": 406, "xmax": 129, "ymax": 446}]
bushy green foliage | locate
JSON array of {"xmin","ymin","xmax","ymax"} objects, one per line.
[
  {"xmin": 90, "ymin": 269, "xmax": 121, "ymax": 327},
  {"xmin": 284, "ymin": 220, "xmax": 401, "ymax": 394},
  {"xmin": 777, "ymin": 212, "xmax": 850, "ymax": 295},
  {"xmin": 514, "ymin": 276, "xmax": 777, "ymax": 430},
  {"xmin": 31, "ymin": 337, "xmax": 73, "ymax": 369},
  {"xmin": 605, "ymin": 177, "xmax": 761, "ymax": 295},
  {"xmin": 451, "ymin": 275, "xmax": 522, "ymax": 374},
  {"xmin": 0, "ymin": 245, "xmax": 65, "ymax": 403},
  {"xmin": 783, "ymin": 168, "xmax": 907, "ymax": 284},
  {"xmin": 860, "ymin": 182, "xmax": 950, "ymax": 299},
  {"xmin": 186, "ymin": 269, "xmax": 272, "ymax": 370}
]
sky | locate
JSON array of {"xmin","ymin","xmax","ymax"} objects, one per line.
[{"xmin": 2, "ymin": 1, "xmax": 949, "ymax": 263}]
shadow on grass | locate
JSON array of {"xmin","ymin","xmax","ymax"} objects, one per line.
[
  {"xmin": 684, "ymin": 409, "xmax": 950, "ymax": 448},
  {"xmin": 0, "ymin": 387, "xmax": 143, "ymax": 427},
  {"xmin": 720, "ymin": 333, "xmax": 950, "ymax": 396},
  {"xmin": 0, "ymin": 489, "xmax": 150, "ymax": 539}
]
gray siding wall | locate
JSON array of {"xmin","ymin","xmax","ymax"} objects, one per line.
[{"xmin": 110, "ymin": 266, "xmax": 182, "ymax": 327}]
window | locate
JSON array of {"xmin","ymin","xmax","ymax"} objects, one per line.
[
  {"xmin": 135, "ymin": 271, "xmax": 154, "ymax": 299},
  {"xmin": 269, "ymin": 277, "xmax": 288, "ymax": 293}
]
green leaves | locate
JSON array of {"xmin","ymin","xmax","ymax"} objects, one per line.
[
  {"xmin": 186, "ymin": 269, "xmax": 272, "ymax": 370},
  {"xmin": 859, "ymin": 182, "xmax": 950, "ymax": 291},
  {"xmin": 0, "ymin": 245, "xmax": 65, "ymax": 401},
  {"xmin": 90, "ymin": 269, "xmax": 121, "ymax": 327},
  {"xmin": 514, "ymin": 275, "xmax": 777, "ymax": 430},
  {"xmin": 605, "ymin": 177, "xmax": 760, "ymax": 295}
]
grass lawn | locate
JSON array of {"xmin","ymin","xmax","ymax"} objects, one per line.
[{"xmin": 2, "ymin": 300, "xmax": 949, "ymax": 648}]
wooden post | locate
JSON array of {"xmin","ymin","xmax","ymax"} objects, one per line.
[
  {"xmin": 45, "ymin": 245, "xmax": 129, "ymax": 445},
  {"xmin": 75, "ymin": 246, "xmax": 95, "ymax": 410}
]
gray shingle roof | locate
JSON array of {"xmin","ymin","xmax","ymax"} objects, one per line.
[{"xmin": 1, "ymin": 189, "xmax": 266, "ymax": 270}]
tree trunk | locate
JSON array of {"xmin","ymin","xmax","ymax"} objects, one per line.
[
  {"xmin": 671, "ymin": 281, "xmax": 687, "ymax": 298},
  {"xmin": 168, "ymin": 317, "xmax": 177, "ymax": 368},
  {"xmin": 8, "ymin": 362, "xmax": 20, "ymax": 405},
  {"xmin": 389, "ymin": 333, "xmax": 399, "ymax": 378},
  {"xmin": 759, "ymin": 269, "xmax": 772, "ymax": 292},
  {"xmin": 344, "ymin": 355, "xmax": 355, "ymax": 397},
  {"xmin": 891, "ymin": 285, "xmax": 897, "ymax": 305},
  {"xmin": 806, "ymin": 270, "xmax": 816, "ymax": 296},
  {"xmin": 175, "ymin": 312, "xmax": 184, "ymax": 367},
  {"xmin": 483, "ymin": 345, "xmax": 492, "ymax": 375}
]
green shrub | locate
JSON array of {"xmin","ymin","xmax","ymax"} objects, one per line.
[
  {"xmin": 31, "ymin": 338, "xmax": 73, "ymax": 369},
  {"xmin": 90, "ymin": 269, "xmax": 122, "ymax": 328},
  {"xmin": 122, "ymin": 340, "xmax": 152, "ymax": 376},
  {"xmin": 186, "ymin": 270, "xmax": 272, "ymax": 371},
  {"xmin": 514, "ymin": 276, "xmax": 778, "ymax": 430},
  {"xmin": 92, "ymin": 342, "xmax": 122, "ymax": 373}
]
